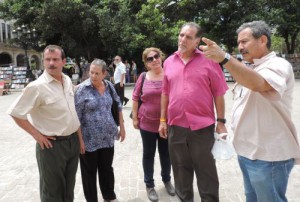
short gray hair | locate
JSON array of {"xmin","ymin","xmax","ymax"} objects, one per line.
[
  {"xmin": 91, "ymin": 59, "xmax": 107, "ymax": 73},
  {"xmin": 236, "ymin": 20, "xmax": 271, "ymax": 49}
]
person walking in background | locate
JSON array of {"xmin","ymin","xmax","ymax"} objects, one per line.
[
  {"xmin": 8, "ymin": 45, "xmax": 81, "ymax": 202},
  {"xmin": 113, "ymin": 55, "xmax": 129, "ymax": 106},
  {"xmin": 81, "ymin": 62, "xmax": 90, "ymax": 82},
  {"xmin": 200, "ymin": 20, "xmax": 300, "ymax": 202},
  {"xmin": 75, "ymin": 59, "xmax": 125, "ymax": 202},
  {"xmin": 108, "ymin": 63, "xmax": 115, "ymax": 83},
  {"xmin": 125, "ymin": 60, "xmax": 131, "ymax": 83},
  {"xmin": 132, "ymin": 60, "xmax": 138, "ymax": 83},
  {"xmin": 159, "ymin": 22, "xmax": 228, "ymax": 202},
  {"xmin": 132, "ymin": 47, "xmax": 175, "ymax": 202}
]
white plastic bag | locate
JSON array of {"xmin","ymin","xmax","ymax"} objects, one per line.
[{"xmin": 211, "ymin": 133, "xmax": 236, "ymax": 160}]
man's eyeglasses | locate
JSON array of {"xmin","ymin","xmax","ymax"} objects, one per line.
[{"xmin": 146, "ymin": 54, "xmax": 160, "ymax": 63}]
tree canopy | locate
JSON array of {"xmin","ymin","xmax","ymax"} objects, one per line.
[{"xmin": 1, "ymin": 0, "xmax": 299, "ymax": 66}]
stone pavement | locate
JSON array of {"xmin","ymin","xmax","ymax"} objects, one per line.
[{"xmin": 0, "ymin": 81, "xmax": 300, "ymax": 202}]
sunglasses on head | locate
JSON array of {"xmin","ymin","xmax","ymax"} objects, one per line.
[{"xmin": 146, "ymin": 53, "xmax": 160, "ymax": 63}]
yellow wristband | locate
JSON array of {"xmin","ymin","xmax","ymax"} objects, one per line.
[{"xmin": 160, "ymin": 118, "xmax": 167, "ymax": 122}]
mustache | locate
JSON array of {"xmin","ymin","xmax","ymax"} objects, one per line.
[
  {"xmin": 48, "ymin": 66, "xmax": 56, "ymax": 69},
  {"xmin": 239, "ymin": 49, "xmax": 249, "ymax": 54}
]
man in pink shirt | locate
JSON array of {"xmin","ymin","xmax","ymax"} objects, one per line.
[{"xmin": 159, "ymin": 22, "xmax": 228, "ymax": 202}]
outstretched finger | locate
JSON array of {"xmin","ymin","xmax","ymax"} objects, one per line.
[{"xmin": 201, "ymin": 37, "xmax": 215, "ymax": 46}]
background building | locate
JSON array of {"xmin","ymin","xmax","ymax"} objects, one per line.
[{"xmin": 0, "ymin": 19, "xmax": 42, "ymax": 69}]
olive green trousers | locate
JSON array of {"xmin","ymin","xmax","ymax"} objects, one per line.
[{"xmin": 36, "ymin": 133, "xmax": 79, "ymax": 202}]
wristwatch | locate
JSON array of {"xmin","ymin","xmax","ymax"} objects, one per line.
[
  {"xmin": 220, "ymin": 53, "xmax": 231, "ymax": 65},
  {"xmin": 217, "ymin": 118, "xmax": 226, "ymax": 124}
]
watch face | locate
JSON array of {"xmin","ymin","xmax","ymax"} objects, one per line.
[{"xmin": 221, "ymin": 53, "xmax": 230, "ymax": 65}]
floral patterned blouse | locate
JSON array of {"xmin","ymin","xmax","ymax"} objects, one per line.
[{"xmin": 75, "ymin": 79, "xmax": 122, "ymax": 152}]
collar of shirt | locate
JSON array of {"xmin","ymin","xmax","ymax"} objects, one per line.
[
  {"xmin": 80, "ymin": 78, "xmax": 109, "ymax": 89},
  {"xmin": 43, "ymin": 70, "xmax": 68, "ymax": 84},
  {"xmin": 81, "ymin": 78, "xmax": 92, "ymax": 87},
  {"xmin": 174, "ymin": 48, "xmax": 201, "ymax": 62},
  {"xmin": 116, "ymin": 62, "xmax": 124, "ymax": 67},
  {"xmin": 252, "ymin": 51, "xmax": 276, "ymax": 67}
]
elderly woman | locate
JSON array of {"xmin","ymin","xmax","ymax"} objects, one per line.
[
  {"xmin": 131, "ymin": 47, "xmax": 175, "ymax": 201},
  {"xmin": 75, "ymin": 59, "xmax": 125, "ymax": 202}
]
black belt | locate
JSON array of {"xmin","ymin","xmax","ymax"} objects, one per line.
[{"xmin": 52, "ymin": 132, "xmax": 77, "ymax": 141}]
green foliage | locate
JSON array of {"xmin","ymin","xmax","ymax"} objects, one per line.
[
  {"xmin": 264, "ymin": 0, "xmax": 300, "ymax": 54},
  {"xmin": 271, "ymin": 35, "xmax": 285, "ymax": 53},
  {"xmin": 0, "ymin": 0, "xmax": 299, "ymax": 65}
]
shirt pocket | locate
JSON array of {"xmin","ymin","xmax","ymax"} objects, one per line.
[
  {"xmin": 45, "ymin": 96, "xmax": 62, "ymax": 105},
  {"xmin": 232, "ymin": 84, "xmax": 244, "ymax": 100}
]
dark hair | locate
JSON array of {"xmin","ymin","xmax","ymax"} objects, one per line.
[
  {"xmin": 44, "ymin": 45, "xmax": 66, "ymax": 59},
  {"xmin": 114, "ymin": 55, "xmax": 122, "ymax": 61},
  {"xmin": 91, "ymin": 58, "xmax": 107, "ymax": 73},
  {"xmin": 181, "ymin": 22, "xmax": 203, "ymax": 38},
  {"xmin": 236, "ymin": 20, "xmax": 272, "ymax": 49}
]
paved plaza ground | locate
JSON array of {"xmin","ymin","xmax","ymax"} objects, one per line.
[{"xmin": 0, "ymin": 81, "xmax": 300, "ymax": 202}]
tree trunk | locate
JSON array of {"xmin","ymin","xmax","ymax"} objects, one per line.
[{"xmin": 289, "ymin": 32, "xmax": 298, "ymax": 54}]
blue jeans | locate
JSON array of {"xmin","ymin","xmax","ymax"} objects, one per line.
[
  {"xmin": 238, "ymin": 155, "xmax": 294, "ymax": 202},
  {"xmin": 140, "ymin": 129, "xmax": 171, "ymax": 188}
]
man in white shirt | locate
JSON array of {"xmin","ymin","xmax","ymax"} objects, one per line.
[
  {"xmin": 8, "ymin": 45, "xmax": 81, "ymax": 202},
  {"xmin": 113, "ymin": 55, "xmax": 129, "ymax": 106},
  {"xmin": 200, "ymin": 20, "xmax": 300, "ymax": 202}
]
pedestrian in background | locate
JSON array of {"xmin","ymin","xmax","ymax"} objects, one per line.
[
  {"xmin": 8, "ymin": 45, "xmax": 81, "ymax": 202},
  {"xmin": 200, "ymin": 20, "xmax": 300, "ymax": 202},
  {"xmin": 132, "ymin": 47, "xmax": 175, "ymax": 202},
  {"xmin": 113, "ymin": 55, "xmax": 129, "ymax": 106},
  {"xmin": 132, "ymin": 60, "xmax": 138, "ymax": 83},
  {"xmin": 75, "ymin": 59, "xmax": 125, "ymax": 202},
  {"xmin": 125, "ymin": 60, "xmax": 131, "ymax": 83},
  {"xmin": 159, "ymin": 22, "xmax": 228, "ymax": 202},
  {"xmin": 81, "ymin": 62, "xmax": 90, "ymax": 82},
  {"xmin": 108, "ymin": 63, "xmax": 115, "ymax": 83}
]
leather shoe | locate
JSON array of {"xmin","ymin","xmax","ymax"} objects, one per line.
[
  {"xmin": 164, "ymin": 181, "xmax": 175, "ymax": 196},
  {"xmin": 146, "ymin": 187, "xmax": 159, "ymax": 201},
  {"xmin": 123, "ymin": 98, "xmax": 129, "ymax": 106}
]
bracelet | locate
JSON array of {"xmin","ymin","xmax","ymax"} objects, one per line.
[{"xmin": 160, "ymin": 118, "xmax": 167, "ymax": 122}]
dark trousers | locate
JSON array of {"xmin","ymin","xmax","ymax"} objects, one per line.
[
  {"xmin": 36, "ymin": 133, "xmax": 80, "ymax": 202},
  {"xmin": 168, "ymin": 125, "xmax": 219, "ymax": 202},
  {"xmin": 114, "ymin": 82, "xmax": 129, "ymax": 105},
  {"xmin": 140, "ymin": 129, "xmax": 171, "ymax": 188},
  {"xmin": 80, "ymin": 147, "xmax": 116, "ymax": 202}
]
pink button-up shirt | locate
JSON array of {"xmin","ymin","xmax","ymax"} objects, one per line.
[{"xmin": 162, "ymin": 49, "xmax": 228, "ymax": 130}]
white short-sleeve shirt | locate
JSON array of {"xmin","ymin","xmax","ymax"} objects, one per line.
[
  {"xmin": 113, "ymin": 62, "xmax": 126, "ymax": 84},
  {"xmin": 8, "ymin": 71, "xmax": 80, "ymax": 136},
  {"xmin": 231, "ymin": 52, "xmax": 300, "ymax": 163}
]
